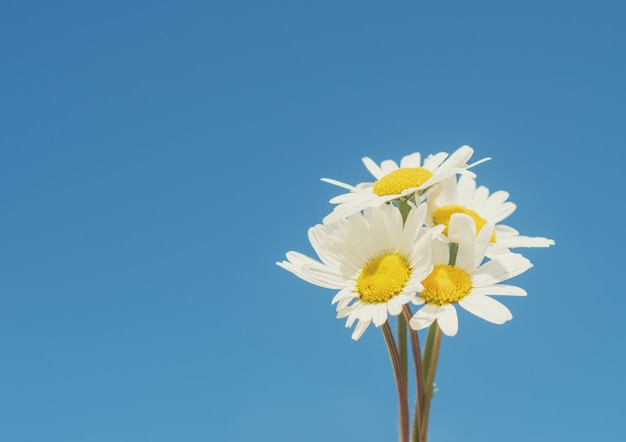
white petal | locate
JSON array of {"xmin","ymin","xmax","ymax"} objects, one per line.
[
  {"xmin": 351, "ymin": 319, "xmax": 372, "ymax": 340},
  {"xmin": 457, "ymin": 174, "xmax": 477, "ymax": 204},
  {"xmin": 320, "ymin": 177, "xmax": 355, "ymax": 191},
  {"xmin": 490, "ymin": 201, "xmax": 516, "ymax": 223},
  {"xmin": 340, "ymin": 307, "xmax": 356, "ymax": 322},
  {"xmin": 362, "ymin": 157, "xmax": 385, "ymax": 179},
  {"xmin": 400, "ymin": 152, "xmax": 422, "ymax": 168},
  {"xmin": 459, "ymin": 295, "xmax": 512, "ymax": 324},
  {"xmin": 434, "ymin": 176, "xmax": 457, "ymax": 205},
  {"xmin": 486, "ymin": 189, "xmax": 510, "ymax": 206},
  {"xmin": 448, "ymin": 213, "xmax": 476, "ymax": 243},
  {"xmin": 498, "ymin": 235, "xmax": 555, "ymax": 248},
  {"xmin": 380, "ymin": 159, "xmax": 399, "ymax": 175},
  {"xmin": 431, "ymin": 237, "xmax": 450, "ymax": 264},
  {"xmin": 474, "ymin": 222, "xmax": 494, "ymax": 266},
  {"xmin": 403, "ymin": 203, "xmax": 427, "ymax": 238},
  {"xmin": 497, "ymin": 224, "xmax": 520, "ymax": 236},
  {"xmin": 448, "ymin": 214, "xmax": 476, "ymax": 270},
  {"xmin": 332, "ymin": 286, "xmax": 357, "ymax": 304},
  {"xmin": 387, "ymin": 297, "xmax": 404, "ymax": 316},
  {"xmin": 336, "ymin": 296, "xmax": 354, "ymax": 310},
  {"xmin": 423, "ymin": 152, "xmax": 450, "ymax": 170},
  {"xmin": 466, "ymin": 155, "xmax": 491, "ymax": 169},
  {"xmin": 277, "ymin": 252, "xmax": 346, "ymax": 289},
  {"xmin": 409, "ymin": 304, "xmax": 438, "ymax": 331},
  {"xmin": 436, "ymin": 304, "xmax": 459, "ymax": 336},
  {"xmin": 473, "ymin": 253, "xmax": 533, "ymax": 286},
  {"xmin": 372, "ymin": 303, "xmax": 389, "ymax": 326},
  {"xmin": 471, "ymin": 284, "xmax": 527, "ymax": 297}
]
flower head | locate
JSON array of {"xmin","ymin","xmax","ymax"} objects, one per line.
[
  {"xmin": 321, "ymin": 146, "xmax": 489, "ymax": 224},
  {"xmin": 277, "ymin": 204, "xmax": 442, "ymax": 340},
  {"xmin": 409, "ymin": 213, "xmax": 533, "ymax": 336},
  {"xmin": 426, "ymin": 175, "xmax": 554, "ymax": 255}
]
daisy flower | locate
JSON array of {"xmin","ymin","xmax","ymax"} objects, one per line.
[
  {"xmin": 321, "ymin": 145, "xmax": 489, "ymax": 224},
  {"xmin": 277, "ymin": 203, "xmax": 443, "ymax": 340},
  {"xmin": 425, "ymin": 175, "xmax": 554, "ymax": 254},
  {"xmin": 409, "ymin": 213, "xmax": 533, "ymax": 336}
]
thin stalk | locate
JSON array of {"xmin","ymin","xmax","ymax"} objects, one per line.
[
  {"xmin": 398, "ymin": 312, "xmax": 408, "ymax": 391},
  {"xmin": 403, "ymin": 305, "xmax": 424, "ymax": 442},
  {"xmin": 418, "ymin": 242, "xmax": 458, "ymax": 442},
  {"xmin": 397, "ymin": 198, "xmax": 411, "ymax": 429},
  {"xmin": 448, "ymin": 242, "xmax": 459, "ymax": 266},
  {"xmin": 420, "ymin": 323, "xmax": 442, "ymax": 442},
  {"xmin": 382, "ymin": 322, "xmax": 410, "ymax": 442}
]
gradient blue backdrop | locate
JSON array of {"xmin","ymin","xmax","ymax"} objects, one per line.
[{"xmin": 1, "ymin": 1, "xmax": 623, "ymax": 441}]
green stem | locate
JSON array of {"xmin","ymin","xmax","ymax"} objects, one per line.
[
  {"xmin": 448, "ymin": 242, "xmax": 459, "ymax": 266},
  {"xmin": 398, "ymin": 311, "xmax": 408, "ymax": 393},
  {"xmin": 403, "ymin": 305, "xmax": 424, "ymax": 442},
  {"xmin": 418, "ymin": 242, "xmax": 458, "ymax": 442},
  {"xmin": 382, "ymin": 322, "xmax": 410, "ymax": 442},
  {"xmin": 420, "ymin": 323, "xmax": 442, "ymax": 442}
]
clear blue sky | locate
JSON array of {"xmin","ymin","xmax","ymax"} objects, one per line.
[{"xmin": 1, "ymin": 1, "xmax": 623, "ymax": 441}]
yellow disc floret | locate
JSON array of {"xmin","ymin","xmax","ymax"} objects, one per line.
[
  {"xmin": 356, "ymin": 254, "xmax": 411, "ymax": 304},
  {"xmin": 433, "ymin": 205, "xmax": 497, "ymax": 242},
  {"xmin": 420, "ymin": 264, "xmax": 472, "ymax": 305},
  {"xmin": 373, "ymin": 168, "xmax": 434, "ymax": 196}
]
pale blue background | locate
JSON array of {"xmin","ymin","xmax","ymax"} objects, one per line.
[{"xmin": 1, "ymin": 1, "xmax": 623, "ymax": 441}]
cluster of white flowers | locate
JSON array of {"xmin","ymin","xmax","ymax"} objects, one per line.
[{"xmin": 278, "ymin": 146, "xmax": 553, "ymax": 340}]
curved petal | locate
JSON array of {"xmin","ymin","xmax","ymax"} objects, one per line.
[
  {"xmin": 498, "ymin": 235, "xmax": 555, "ymax": 248},
  {"xmin": 362, "ymin": 157, "xmax": 385, "ymax": 179},
  {"xmin": 470, "ymin": 284, "xmax": 527, "ymax": 297},
  {"xmin": 380, "ymin": 159, "xmax": 399, "ymax": 175},
  {"xmin": 473, "ymin": 253, "xmax": 533, "ymax": 287},
  {"xmin": 332, "ymin": 286, "xmax": 357, "ymax": 304},
  {"xmin": 431, "ymin": 237, "xmax": 450, "ymax": 265},
  {"xmin": 320, "ymin": 177, "xmax": 355, "ymax": 191},
  {"xmin": 400, "ymin": 152, "xmax": 422, "ymax": 168},
  {"xmin": 387, "ymin": 297, "xmax": 404, "ymax": 316},
  {"xmin": 490, "ymin": 201, "xmax": 516, "ymax": 223},
  {"xmin": 409, "ymin": 304, "xmax": 438, "ymax": 331},
  {"xmin": 459, "ymin": 295, "xmax": 512, "ymax": 324},
  {"xmin": 474, "ymin": 222, "xmax": 495, "ymax": 266},
  {"xmin": 351, "ymin": 318, "xmax": 372, "ymax": 340},
  {"xmin": 448, "ymin": 214, "xmax": 476, "ymax": 270},
  {"xmin": 436, "ymin": 304, "xmax": 459, "ymax": 336},
  {"xmin": 457, "ymin": 174, "xmax": 477, "ymax": 205},
  {"xmin": 277, "ymin": 252, "xmax": 346, "ymax": 289},
  {"xmin": 423, "ymin": 152, "xmax": 450, "ymax": 170},
  {"xmin": 372, "ymin": 303, "xmax": 389, "ymax": 326}
]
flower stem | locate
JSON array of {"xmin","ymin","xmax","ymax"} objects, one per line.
[
  {"xmin": 403, "ymin": 305, "xmax": 424, "ymax": 442},
  {"xmin": 382, "ymin": 321, "xmax": 410, "ymax": 442},
  {"xmin": 418, "ymin": 242, "xmax": 458, "ymax": 441},
  {"xmin": 420, "ymin": 323, "xmax": 442, "ymax": 442},
  {"xmin": 398, "ymin": 311, "xmax": 408, "ymax": 392}
]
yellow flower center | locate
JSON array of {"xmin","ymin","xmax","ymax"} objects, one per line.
[
  {"xmin": 373, "ymin": 167, "xmax": 434, "ymax": 196},
  {"xmin": 420, "ymin": 264, "xmax": 472, "ymax": 305},
  {"xmin": 433, "ymin": 205, "xmax": 497, "ymax": 242},
  {"xmin": 356, "ymin": 254, "xmax": 411, "ymax": 304}
]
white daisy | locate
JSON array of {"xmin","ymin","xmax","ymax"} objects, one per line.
[
  {"xmin": 321, "ymin": 145, "xmax": 489, "ymax": 224},
  {"xmin": 426, "ymin": 174, "xmax": 554, "ymax": 254},
  {"xmin": 277, "ymin": 203, "xmax": 443, "ymax": 340},
  {"xmin": 409, "ymin": 213, "xmax": 533, "ymax": 336}
]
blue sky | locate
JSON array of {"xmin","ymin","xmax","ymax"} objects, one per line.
[{"xmin": 1, "ymin": 1, "xmax": 624, "ymax": 441}]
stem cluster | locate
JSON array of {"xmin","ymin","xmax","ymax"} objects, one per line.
[
  {"xmin": 382, "ymin": 305, "xmax": 442, "ymax": 442},
  {"xmin": 381, "ymin": 202, "xmax": 456, "ymax": 442}
]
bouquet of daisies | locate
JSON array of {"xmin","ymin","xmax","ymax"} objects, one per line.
[{"xmin": 277, "ymin": 146, "xmax": 553, "ymax": 442}]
